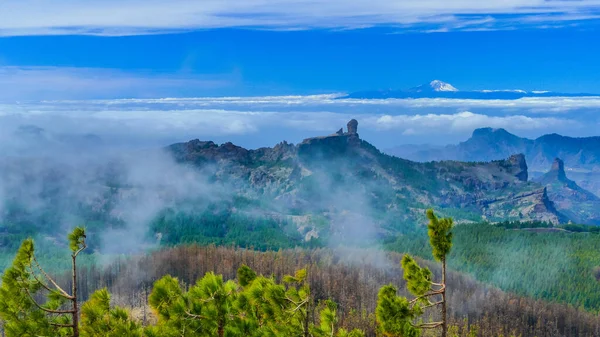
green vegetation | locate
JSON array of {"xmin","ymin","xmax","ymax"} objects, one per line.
[
  {"xmin": 377, "ymin": 210, "xmax": 453, "ymax": 337},
  {"xmin": 0, "ymin": 227, "xmax": 89, "ymax": 336},
  {"xmin": 3, "ymin": 220, "xmax": 600, "ymax": 336},
  {"xmin": 150, "ymin": 206, "xmax": 304, "ymax": 250},
  {"xmin": 388, "ymin": 221, "xmax": 600, "ymax": 312},
  {"xmin": 0, "ymin": 229, "xmax": 364, "ymax": 337}
]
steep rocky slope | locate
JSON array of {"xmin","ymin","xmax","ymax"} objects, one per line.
[
  {"xmin": 168, "ymin": 119, "xmax": 564, "ymax": 236},
  {"xmin": 0, "ymin": 120, "xmax": 572, "ymax": 252},
  {"xmin": 534, "ymin": 158, "xmax": 600, "ymax": 225},
  {"xmin": 388, "ymin": 127, "xmax": 600, "ymax": 196}
]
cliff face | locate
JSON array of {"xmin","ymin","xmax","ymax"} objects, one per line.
[
  {"xmin": 534, "ymin": 158, "xmax": 600, "ymax": 225},
  {"xmin": 167, "ymin": 120, "xmax": 567, "ymax": 236},
  {"xmin": 388, "ymin": 128, "xmax": 600, "ymax": 197}
]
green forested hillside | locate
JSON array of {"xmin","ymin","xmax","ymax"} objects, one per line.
[
  {"xmin": 2, "ymin": 225, "xmax": 600, "ymax": 337},
  {"xmin": 2, "ymin": 127, "xmax": 600, "ymax": 336},
  {"xmin": 388, "ymin": 223, "xmax": 600, "ymax": 311}
]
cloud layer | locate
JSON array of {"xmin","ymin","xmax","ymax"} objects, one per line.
[
  {"xmin": 0, "ymin": 93, "xmax": 594, "ymax": 151},
  {"xmin": 0, "ymin": 0, "xmax": 599, "ymax": 35}
]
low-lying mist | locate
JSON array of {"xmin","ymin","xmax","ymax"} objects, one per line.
[{"xmin": 0, "ymin": 120, "xmax": 394, "ymax": 265}]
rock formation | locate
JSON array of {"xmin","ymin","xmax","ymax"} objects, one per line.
[
  {"xmin": 534, "ymin": 157, "xmax": 600, "ymax": 225},
  {"xmin": 347, "ymin": 119, "xmax": 358, "ymax": 135},
  {"xmin": 549, "ymin": 158, "xmax": 567, "ymax": 181},
  {"xmin": 508, "ymin": 154, "xmax": 529, "ymax": 182},
  {"xmin": 297, "ymin": 119, "xmax": 362, "ymax": 157},
  {"xmin": 165, "ymin": 119, "xmax": 570, "ymax": 231}
]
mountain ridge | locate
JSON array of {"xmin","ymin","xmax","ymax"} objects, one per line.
[
  {"xmin": 341, "ymin": 80, "xmax": 598, "ymax": 100},
  {"xmin": 388, "ymin": 127, "xmax": 600, "ymax": 172},
  {"xmin": 167, "ymin": 119, "xmax": 567, "ymax": 232},
  {"xmin": 534, "ymin": 158, "xmax": 600, "ymax": 224},
  {"xmin": 387, "ymin": 128, "xmax": 600, "ymax": 221}
]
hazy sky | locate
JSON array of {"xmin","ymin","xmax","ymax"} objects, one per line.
[{"xmin": 0, "ymin": 0, "xmax": 599, "ymax": 148}]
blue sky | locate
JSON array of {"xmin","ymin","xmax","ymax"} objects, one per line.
[
  {"xmin": 1, "ymin": 27, "xmax": 600, "ymax": 97},
  {"xmin": 1, "ymin": 0, "xmax": 600, "ymax": 149},
  {"xmin": 1, "ymin": 0, "xmax": 600, "ymax": 98}
]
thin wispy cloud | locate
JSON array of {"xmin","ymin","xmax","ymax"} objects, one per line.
[
  {"xmin": 45, "ymin": 94, "xmax": 600, "ymax": 113},
  {"xmin": 0, "ymin": 67, "xmax": 239, "ymax": 100},
  {"xmin": 0, "ymin": 0, "xmax": 599, "ymax": 36}
]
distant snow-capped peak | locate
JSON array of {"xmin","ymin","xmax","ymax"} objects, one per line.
[
  {"xmin": 429, "ymin": 80, "xmax": 459, "ymax": 92},
  {"xmin": 408, "ymin": 80, "xmax": 459, "ymax": 93}
]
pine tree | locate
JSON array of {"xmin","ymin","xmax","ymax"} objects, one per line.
[
  {"xmin": 282, "ymin": 269, "xmax": 312, "ymax": 337},
  {"xmin": 0, "ymin": 227, "xmax": 87, "ymax": 337},
  {"xmin": 80, "ymin": 288, "xmax": 142, "ymax": 337},
  {"xmin": 145, "ymin": 265, "xmax": 366, "ymax": 337},
  {"xmin": 146, "ymin": 273, "xmax": 242, "ymax": 337},
  {"xmin": 376, "ymin": 209, "xmax": 453, "ymax": 337},
  {"xmin": 310, "ymin": 300, "xmax": 365, "ymax": 337}
]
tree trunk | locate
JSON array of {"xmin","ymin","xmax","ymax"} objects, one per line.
[
  {"xmin": 441, "ymin": 258, "xmax": 447, "ymax": 337},
  {"xmin": 304, "ymin": 301, "xmax": 310, "ymax": 337},
  {"xmin": 72, "ymin": 255, "xmax": 79, "ymax": 337},
  {"xmin": 218, "ymin": 321, "xmax": 224, "ymax": 337}
]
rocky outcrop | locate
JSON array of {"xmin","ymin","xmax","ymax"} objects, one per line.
[
  {"xmin": 551, "ymin": 158, "xmax": 566, "ymax": 179},
  {"xmin": 475, "ymin": 187, "xmax": 564, "ymax": 224},
  {"xmin": 297, "ymin": 120, "xmax": 361, "ymax": 158},
  {"xmin": 388, "ymin": 127, "xmax": 600, "ymax": 196},
  {"xmin": 347, "ymin": 119, "xmax": 358, "ymax": 135},
  {"xmin": 166, "ymin": 119, "xmax": 572, "ymax": 234},
  {"xmin": 508, "ymin": 154, "xmax": 529, "ymax": 182},
  {"xmin": 534, "ymin": 158, "xmax": 600, "ymax": 224},
  {"xmin": 169, "ymin": 140, "xmax": 252, "ymax": 165}
]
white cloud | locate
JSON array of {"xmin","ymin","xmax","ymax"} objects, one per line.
[
  {"xmin": 0, "ymin": 0, "xmax": 599, "ymax": 35},
  {"xmin": 0, "ymin": 96, "xmax": 585, "ymax": 151},
  {"xmin": 368, "ymin": 111, "xmax": 580, "ymax": 134},
  {"xmin": 334, "ymin": 96, "xmax": 600, "ymax": 113},
  {"xmin": 45, "ymin": 94, "xmax": 600, "ymax": 113}
]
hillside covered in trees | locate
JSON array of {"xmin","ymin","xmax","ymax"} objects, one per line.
[
  {"xmin": 1, "ymin": 214, "xmax": 600, "ymax": 337},
  {"xmin": 2, "ymin": 122, "xmax": 600, "ymax": 336}
]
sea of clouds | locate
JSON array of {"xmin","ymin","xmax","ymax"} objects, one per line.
[{"xmin": 0, "ymin": 94, "xmax": 597, "ymax": 153}]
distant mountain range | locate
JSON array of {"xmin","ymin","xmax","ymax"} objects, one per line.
[
  {"xmin": 341, "ymin": 80, "xmax": 599, "ymax": 100},
  {"xmin": 1, "ymin": 119, "xmax": 581, "ymax": 256},
  {"xmin": 387, "ymin": 128, "xmax": 600, "ymax": 197},
  {"xmin": 534, "ymin": 158, "xmax": 600, "ymax": 225},
  {"xmin": 167, "ymin": 120, "xmax": 565, "ymax": 229}
]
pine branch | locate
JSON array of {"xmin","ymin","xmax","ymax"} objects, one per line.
[
  {"xmin": 286, "ymin": 298, "xmax": 309, "ymax": 313},
  {"xmin": 72, "ymin": 241, "xmax": 87, "ymax": 259},
  {"xmin": 26, "ymin": 265, "xmax": 55, "ymax": 294},
  {"xmin": 31, "ymin": 254, "xmax": 73, "ymax": 299},
  {"xmin": 409, "ymin": 289, "xmax": 444, "ymax": 305},
  {"xmin": 412, "ymin": 321, "xmax": 444, "ymax": 329},
  {"xmin": 184, "ymin": 310, "xmax": 210, "ymax": 320},
  {"xmin": 422, "ymin": 300, "xmax": 444, "ymax": 309},
  {"xmin": 23, "ymin": 286, "xmax": 75, "ymax": 315},
  {"xmin": 49, "ymin": 322, "xmax": 75, "ymax": 328}
]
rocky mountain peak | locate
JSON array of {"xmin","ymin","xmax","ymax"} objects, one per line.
[
  {"xmin": 407, "ymin": 80, "xmax": 459, "ymax": 93},
  {"xmin": 298, "ymin": 119, "xmax": 361, "ymax": 157},
  {"xmin": 347, "ymin": 119, "xmax": 358, "ymax": 135},
  {"xmin": 550, "ymin": 158, "xmax": 567, "ymax": 181},
  {"xmin": 471, "ymin": 127, "xmax": 515, "ymax": 140},
  {"xmin": 429, "ymin": 80, "xmax": 459, "ymax": 92},
  {"xmin": 534, "ymin": 157, "xmax": 600, "ymax": 224},
  {"xmin": 508, "ymin": 154, "xmax": 528, "ymax": 182}
]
